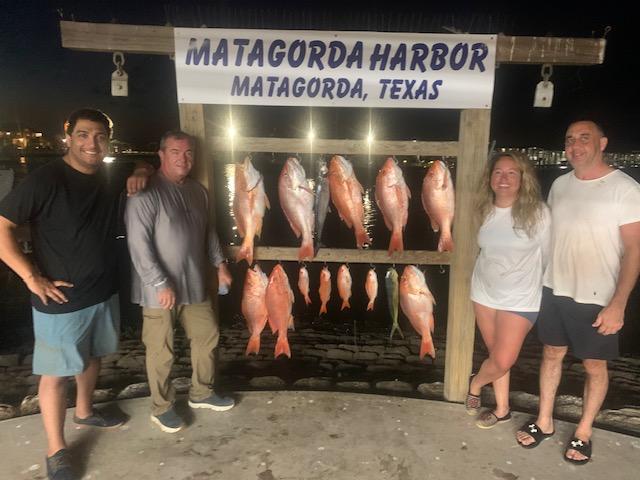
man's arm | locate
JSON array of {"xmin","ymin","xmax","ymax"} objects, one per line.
[
  {"xmin": 125, "ymin": 194, "xmax": 174, "ymax": 309},
  {"xmin": 593, "ymin": 220, "xmax": 640, "ymax": 335},
  {"xmin": 207, "ymin": 225, "xmax": 232, "ymax": 291},
  {"xmin": 126, "ymin": 160, "xmax": 155, "ymax": 196},
  {"xmin": 0, "ymin": 216, "xmax": 73, "ymax": 305}
]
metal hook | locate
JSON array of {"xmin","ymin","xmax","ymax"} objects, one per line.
[
  {"xmin": 603, "ymin": 26, "xmax": 612, "ymax": 38},
  {"xmin": 541, "ymin": 64, "xmax": 553, "ymax": 85},
  {"xmin": 113, "ymin": 52, "xmax": 125, "ymax": 75},
  {"xmin": 439, "ymin": 265, "xmax": 446, "ymax": 274}
]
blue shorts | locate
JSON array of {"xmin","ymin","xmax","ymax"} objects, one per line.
[{"xmin": 32, "ymin": 295, "xmax": 120, "ymax": 376}]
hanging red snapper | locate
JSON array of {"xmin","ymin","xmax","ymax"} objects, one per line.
[
  {"xmin": 265, "ymin": 264, "xmax": 295, "ymax": 358},
  {"xmin": 337, "ymin": 264, "xmax": 352, "ymax": 310},
  {"xmin": 375, "ymin": 157, "xmax": 411, "ymax": 255},
  {"xmin": 422, "ymin": 160, "xmax": 455, "ymax": 252},
  {"xmin": 399, "ymin": 265, "xmax": 436, "ymax": 360},
  {"xmin": 328, "ymin": 155, "xmax": 371, "ymax": 248},
  {"xmin": 318, "ymin": 266, "xmax": 331, "ymax": 315},
  {"xmin": 298, "ymin": 265, "xmax": 312, "ymax": 306},
  {"xmin": 241, "ymin": 264, "xmax": 269, "ymax": 355},
  {"xmin": 365, "ymin": 268, "xmax": 378, "ymax": 311},
  {"xmin": 233, "ymin": 156, "xmax": 270, "ymax": 265},
  {"xmin": 279, "ymin": 157, "xmax": 315, "ymax": 261}
]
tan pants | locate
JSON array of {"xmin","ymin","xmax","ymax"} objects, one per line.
[{"xmin": 142, "ymin": 301, "xmax": 219, "ymax": 416}]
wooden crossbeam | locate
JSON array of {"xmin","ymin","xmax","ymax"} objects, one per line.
[
  {"xmin": 226, "ymin": 246, "xmax": 451, "ymax": 265},
  {"xmin": 60, "ymin": 21, "xmax": 606, "ymax": 65},
  {"xmin": 210, "ymin": 137, "xmax": 459, "ymax": 156}
]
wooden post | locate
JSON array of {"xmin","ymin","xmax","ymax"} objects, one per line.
[
  {"xmin": 178, "ymin": 103, "xmax": 219, "ymax": 299},
  {"xmin": 444, "ymin": 109, "xmax": 490, "ymax": 402},
  {"xmin": 179, "ymin": 104, "xmax": 209, "ymax": 190}
]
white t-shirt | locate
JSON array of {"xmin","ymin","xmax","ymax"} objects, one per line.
[
  {"xmin": 471, "ymin": 205, "xmax": 551, "ymax": 311},
  {"xmin": 543, "ymin": 169, "xmax": 640, "ymax": 307}
]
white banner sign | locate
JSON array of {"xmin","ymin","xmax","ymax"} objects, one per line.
[{"xmin": 174, "ymin": 28, "xmax": 496, "ymax": 109}]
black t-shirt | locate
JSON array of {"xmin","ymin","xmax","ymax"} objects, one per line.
[{"xmin": 0, "ymin": 158, "xmax": 128, "ymax": 313}]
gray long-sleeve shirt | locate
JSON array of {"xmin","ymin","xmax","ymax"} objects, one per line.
[{"xmin": 125, "ymin": 172, "xmax": 225, "ymax": 307}]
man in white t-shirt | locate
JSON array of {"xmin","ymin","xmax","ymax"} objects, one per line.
[{"xmin": 515, "ymin": 121, "xmax": 640, "ymax": 464}]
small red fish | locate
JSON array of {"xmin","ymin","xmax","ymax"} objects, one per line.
[
  {"xmin": 318, "ymin": 266, "xmax": 331, "ymax": 315},
  {"xmin": 365, "ymin": 268, "xmax": 378, "ymax": 311},
  {"xmin": 298, "ymin": 265, "xmax": 312, "ymax": 306},
  {"xmin": 337, "ymin": 264, "xmax": 352, "ymax": 311}
]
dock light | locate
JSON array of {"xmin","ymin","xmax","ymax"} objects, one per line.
[
  {"xmin": 227, "ymin": 125, "xmax": 237, "ymax": 139},
  {"xmin": 103, "ymin": 156, "xmax": 115, "ymax": 163},
  {"xmin": 308, "ymin": 129, "xmax": 315, "ymax": 141},
  {"xmin": 366, "ymin": 130, "xmax": 375, "ymax": 145}
]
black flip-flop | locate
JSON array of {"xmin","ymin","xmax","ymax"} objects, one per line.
[
  {"xmin": 564, "ymin": 436, "xmax": 592, "ymax": 465},
  {"xmin": 517, "ymin": 422, "xmax": 555, "ymax": 449}
]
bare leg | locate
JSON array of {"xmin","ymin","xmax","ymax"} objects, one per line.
[
  {"xmin": 469, "ymin": 303, "xmax": 497, "ymax": 397},
  {"xmin": 74, "ymin": 357, "xmax": 100, "ymax": 419},
  {"xmin": 565, "ymin": 359, "xmax": 608, "ymax": 461},
  {"xmin": 39, "ymin": 376, "xmax": 68, "ymax": 457},
  {"xmin": 471, "ymin": 305, "xmax": 532, "ymax": 417},
  {"xmin": 516, "ymin": 344, "xmax": 566, "ymax": 445}
]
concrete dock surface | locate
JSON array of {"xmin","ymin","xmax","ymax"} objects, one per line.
[{"xmin": 1, "ymin": 391, "xmax": 638, "ymax": 480}]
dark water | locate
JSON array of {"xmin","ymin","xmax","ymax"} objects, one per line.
[{"xmin": 1, "ymin": 154, "xmax": 639, "ymax": 357}]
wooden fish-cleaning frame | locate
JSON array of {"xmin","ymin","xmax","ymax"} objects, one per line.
[{"xmin": 60, "ymin": 19, "xmax": 606, "ymax": 402}]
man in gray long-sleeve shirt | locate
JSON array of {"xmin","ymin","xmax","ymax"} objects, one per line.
[{"xmin": 125, "ymin": 130, "xmax": 234, "ymax": 433}]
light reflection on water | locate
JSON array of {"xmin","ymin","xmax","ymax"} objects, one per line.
[
  {"xmin": 224, "ymin": 163, "xmax": 238, "ymax": 242},
  {"xmin": 362, "ymin": 188, "xmax": 375, "ymax": 243}
]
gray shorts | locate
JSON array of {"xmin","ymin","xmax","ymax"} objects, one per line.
[
  {"xmin": 537, "ymin": 287, "xmax": 618, "ymax": 360},
  {"xmin": 32, "ymin": 294, "xmax": 120, "ymax": 376},
  {"xmin": 507, "ymin": 310, "xmax": 538, "ymax": 324}
]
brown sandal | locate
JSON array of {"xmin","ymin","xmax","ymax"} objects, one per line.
[
  {"xmin": 465, "ymin": 374, "xmax": 481, "ymax": 415},
  {"xmin": 465, "ymin": 393, "xmax": 481, "ymax": 415}
]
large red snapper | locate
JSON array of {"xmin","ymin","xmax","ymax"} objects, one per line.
[
  {"xmin": 279, "ymin": 157, "xmax": 315, "ymax": 261},
  {"xmin": 375, "ymin": 157, "xmax": 411, "ymax": 255},
  {"xmin": 241, "ymin": 265, "xmax": 269, "ymax": 356},
  {"xmin": 233, "ymin": 156, "xmax": 270, "ymax": 265},
  {"xmin": 265, "ymin": 264, "xmax": 295, "ymax": 358},
  {"xmin": 337, "ymin": 264, "xmax": 352, "ymax": 310},
  {"xmin": 399, "ymin": 265, "xmax": 436, "ymax": 360},
  {"xmin": 328, "ymin": 155, "xmax": 371, "ymax": 248},
  {"xmin": 422, "ymin": 160, "xmax": 455, "ymax": 252}
]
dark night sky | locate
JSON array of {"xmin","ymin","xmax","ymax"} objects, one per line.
[{"xmin": 1, "ymin": 1, "xmax": 638, "ymax": 151}]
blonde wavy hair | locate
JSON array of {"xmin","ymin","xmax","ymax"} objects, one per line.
[{"xmin": 475, "ymin": 151, "xmax": 544, "ymax": 237}]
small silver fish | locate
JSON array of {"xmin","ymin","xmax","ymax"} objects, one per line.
[
  {"xmin": 385, "ymin": 267, "xmax": 403, "ymax": 340},
  {"xmin": 314, "ymin": 159, "xmax": 331, "ymax": 255}
]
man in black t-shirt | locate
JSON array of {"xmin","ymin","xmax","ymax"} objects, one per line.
[{"xmin": 0, "ymin": 109, "xmax": 151, "ymax": 480}]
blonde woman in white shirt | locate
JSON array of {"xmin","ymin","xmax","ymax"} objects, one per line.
[{"xmin": 466, "ymin": 151, "xmax": 551, "ymax": 428}]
